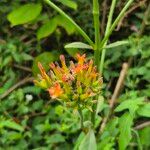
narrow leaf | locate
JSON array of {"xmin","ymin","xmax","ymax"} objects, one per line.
[
  {"xmin": 65, "ymin": 42, "xmax": 93, "ymax": 50},
  {"xmin": 105, "ymin": 40, "xmax": 129, "ymax": 49}
]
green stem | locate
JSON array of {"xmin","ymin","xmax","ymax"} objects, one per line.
[
  {"xmin": 92, "ymin": 0, "xmax": 101, "ymax": 127},
  {"xmin": 44, "ymin": 0, "xmax": 94, "ymax": 47},
  {"xmin": 100, "ymin": 0, "xmax": 117, "ymax": 73},
  {"xmin": 93, "ymin": 0, "xmax": 101, "ymax": 68},
  {"xmin": 78, "ymin": 105, "xmax": 84, "ymax": 129},
  {"xmin": 99, "ymin": 0, "xmax": 134, "ymax": 50},
  {"xmin": 132, "ymin": 129, "xmax": 143, "ymax": 150}
]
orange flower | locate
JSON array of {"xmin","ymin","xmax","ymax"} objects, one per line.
[
  {"xmin": 38, "ymin": 62, "xmax": 51, "ymax": 83},
  {"xmin": 60, "ymin": 55, "xmax": 68, "ymax": 72},
  {"xmin": 76, "ymin": 53, "xmax": 86, "ymax": 65},
  {"xmin": 48, "ymin": 83, "xmax": 63, "ymax": 99},
  {"xmin": 73, "ymin": 64, "xmax": 83, "ymax": 73},
  {"xmin": 35, "ymin": 53, "xmax": 103, "ymax": 111},
  {"xmin": 38, "ymin": 62, "xmax": 47, "ymax": 79},
  {"xmin": 74, "ymin": 64, "xmax": 89, "ymax": 74}
]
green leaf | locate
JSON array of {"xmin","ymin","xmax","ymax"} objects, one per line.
[
  {"xmin": 105, "ymin": 117, "xmax": 119, "ymax": 136},
  {"xmin": 79, "ymin": 129, "xmax": 97, "ymax": 150},
  {"xmin": 139, "ymin": 127, "xmax": 150, "ymax": 147},
  {"xmin": 55, "ymin": 105, "xmax": 64, "ymax": 116},
  {"xmin": 21, "ymin": 53, "xmax": 33, "ymax": 61},
  {"xmin": 32, "ymin": 52, "xmax": 59, "ymax": 76},
  {"xmin": 37, "ymin": 18, "xmax": 57, "ymax": 40},
  {"xmin": 46, "ymin": 133, "xmax": 65, "ymax": 144},
  {"xmin": 56, "ymin": 15, "xmax": 76, "ymax": 35},
  {"xmin": 65, "ymin": 48, "xmax": 82, "ymax": 57},
  {"xmin": 74, "ymin": 132, "xmax": 85, "ymax": 150},
  {"xmin": 65, "ymin": 42, "xmax": 93, "ymax": 50},
  {"xmin": 98, "ymin": 137, "xmax": 114, "ymax": 150},
  {"xmin": 23, "ymin": 86, "xmax": 41, "ymax": 95},
  {"xmin": 59, "ymin": 0, "xmax": 78, "ymax": 10},
  {"xmin": 115, "ymin": 97, "xmax": 144, "ymax": 115},
  {"xmin": 96, "ymin": 96, "xmax": 104, "ymax": 115},
  {"xmin": 0, "ymin": 120, "xmax": 24, "ymax": 132},
  {"xmin": 7, "ymin": 3, "xmax": 42, "ymax": 26},
  {"xmin": 105, "ymin": 40, "xmax": 129, "ymax": 49},
  {"xmin": 4, "ymin": 132, "xmax": 22, "ymax": 141},
  {"xmin": 137, "ymin": 103, "xmax": 150, "ymax": 117},
  {"xmin": 118, "ymin": 112, "xmax": 133, "ymax": 150}
]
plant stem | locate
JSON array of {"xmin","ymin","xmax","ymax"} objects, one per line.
[
  {"xmin": 93, "ymin": 0, "xmax": 101, "ymax": 68},
  {"xmin": 92, "ymin": 0, "xmax": 101, "ymax": 127},
  {"xmin": 44, "ymin": 0, "xmax": 94, "ymax": 47},
  {"xmin": 100, "ymin": 0, "xmax": 117, "ymax": 73},
  {"xmin": 131, "ymin": 129, "xmax": 143, "ymax": 150},
  {"xmin": 78, "ymin": 105, "xmax": 84, "ymax": 129},
  {"xmin": 99, "ymin": 0, "xmax": 134, "ymax": 51}
]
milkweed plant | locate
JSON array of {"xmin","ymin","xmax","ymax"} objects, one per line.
[{"xmin": 34, "ymin": 0, "xmax": 135, "ymax": 148}]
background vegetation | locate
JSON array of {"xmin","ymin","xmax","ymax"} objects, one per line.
[{"xmin": 0, "ymin": 0, "xmax": 150, "ymax": 149}]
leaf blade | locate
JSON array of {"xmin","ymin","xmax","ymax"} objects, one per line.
[
  {"xmin": 79, "ymin": 129, "xmax": 97, "ymax": 150},
  {"xmin": 65, "ymin": 42, "xmax": 93, "ymax": 50},
  {"xmin": 119, "ymin": 112, "xmax": 133, "ymax": 150},
  {"xmin": 137, "ymin": 103, "xmax": 150, "ymax": 117},
  {"xmin": 7, "ymin": 3, "xmax": 42, "ymax": 26},
  {"xmin": 37, "ymin": 18, "xmax": 57, "ymax": 40},
  {"xmin": 59, "ymin": 0, "xmax": 77, "ymax": 10}
]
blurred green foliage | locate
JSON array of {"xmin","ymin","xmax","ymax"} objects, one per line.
[{"xmin": 0, "ymin": 0, "xmax": 150, "ymax": 149}]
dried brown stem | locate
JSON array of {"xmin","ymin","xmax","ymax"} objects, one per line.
[
  {"xmin": 101, "ymin": 0, "xmax": 108, "ymax": 36},
  {"xmin": 134, "ymin": 121, "xmax": 150, "ymax": 130},
  {"xmin": 13, "ymin": 64, "xmax": 32, "ymax": 72},
  {"xmin": 116, "ymin": 0, "xmax": 147, "ymax": 31},
  {"xmin": 99, "ymin": 62, "xmax": 129, "ymax": 133},
  {"xmin": 138, "ymin": 1, "xmax": 150, "ymax": 36},
  {"xmin": 0, "ymin": 76, "xmax": 34, "ymax": 100},
  {"xmin": 109, "ymin": 63, "xmax": 129, "ymax": 109}
]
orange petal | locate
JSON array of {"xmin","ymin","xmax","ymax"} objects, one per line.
[
  {"xmin": 48, "ymin": 83, "xmax": 63, "ymax": 99},
  {"xmin": 76, "ymin": 53, "xmax": 86, "ymax": 64}
]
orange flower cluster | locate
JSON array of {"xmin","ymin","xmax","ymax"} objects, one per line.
[{"xmin": 34, "ymin": 54, "xmax": 103, "ymax": 111}]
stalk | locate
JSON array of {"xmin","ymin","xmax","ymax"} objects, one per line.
[
  {"xmin": 92, "ymin": 0, "xmax": 101, "ymax": 126},
  {"xmin": 44, "ymin": 0, "xmax": 94, "ymax": 47},
  {"xmin": 99, "ymin": 0, "xmax": 134, "ymax": 50},
  {"xmin": 78, "ymin": 105, "xmax": 84, "ymax": 129},
  {"xmin": 93, "ymin": 0, "xmax": 101, "ymax": 68},
  {"xmin": 100, "ymin": 0, "xmax": 117, "ymax": 73}
]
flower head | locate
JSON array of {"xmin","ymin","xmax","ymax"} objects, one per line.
[{"xmin": 34, "ymin": 53, "xmax": 103, "ymax": 111}]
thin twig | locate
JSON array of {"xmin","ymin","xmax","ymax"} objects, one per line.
[
  {"xmin": 0, "ymin": 77, "xmax": 34, "ymax": 100},
  {"xmin": 13, "ymin": 64, "xmax": 32, "ymax": 72},
  {"xmin": 138, "ymin": 1, "xmax": 150, "ymax": 36},
  {"xmin": 99, "ymin": 62, "xmax": 129, "ymax": 133},
  {"xmin": 101, "ymin": 0, "xmax": 108, "ymax": 37},
  {"xmin": 109, "ymin": 63, "xmax": 129, "ymax": 108},
  {"xmin": 116, "ymin": 0, "xmax": 147, "ymax": 31},
  {"xmin": 134, "ymin": 121, "xmax": 150, "ymax": 130},
  {"xmin": 22, "ymin": 112, "xmax": 46, "ymax": 119}
]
